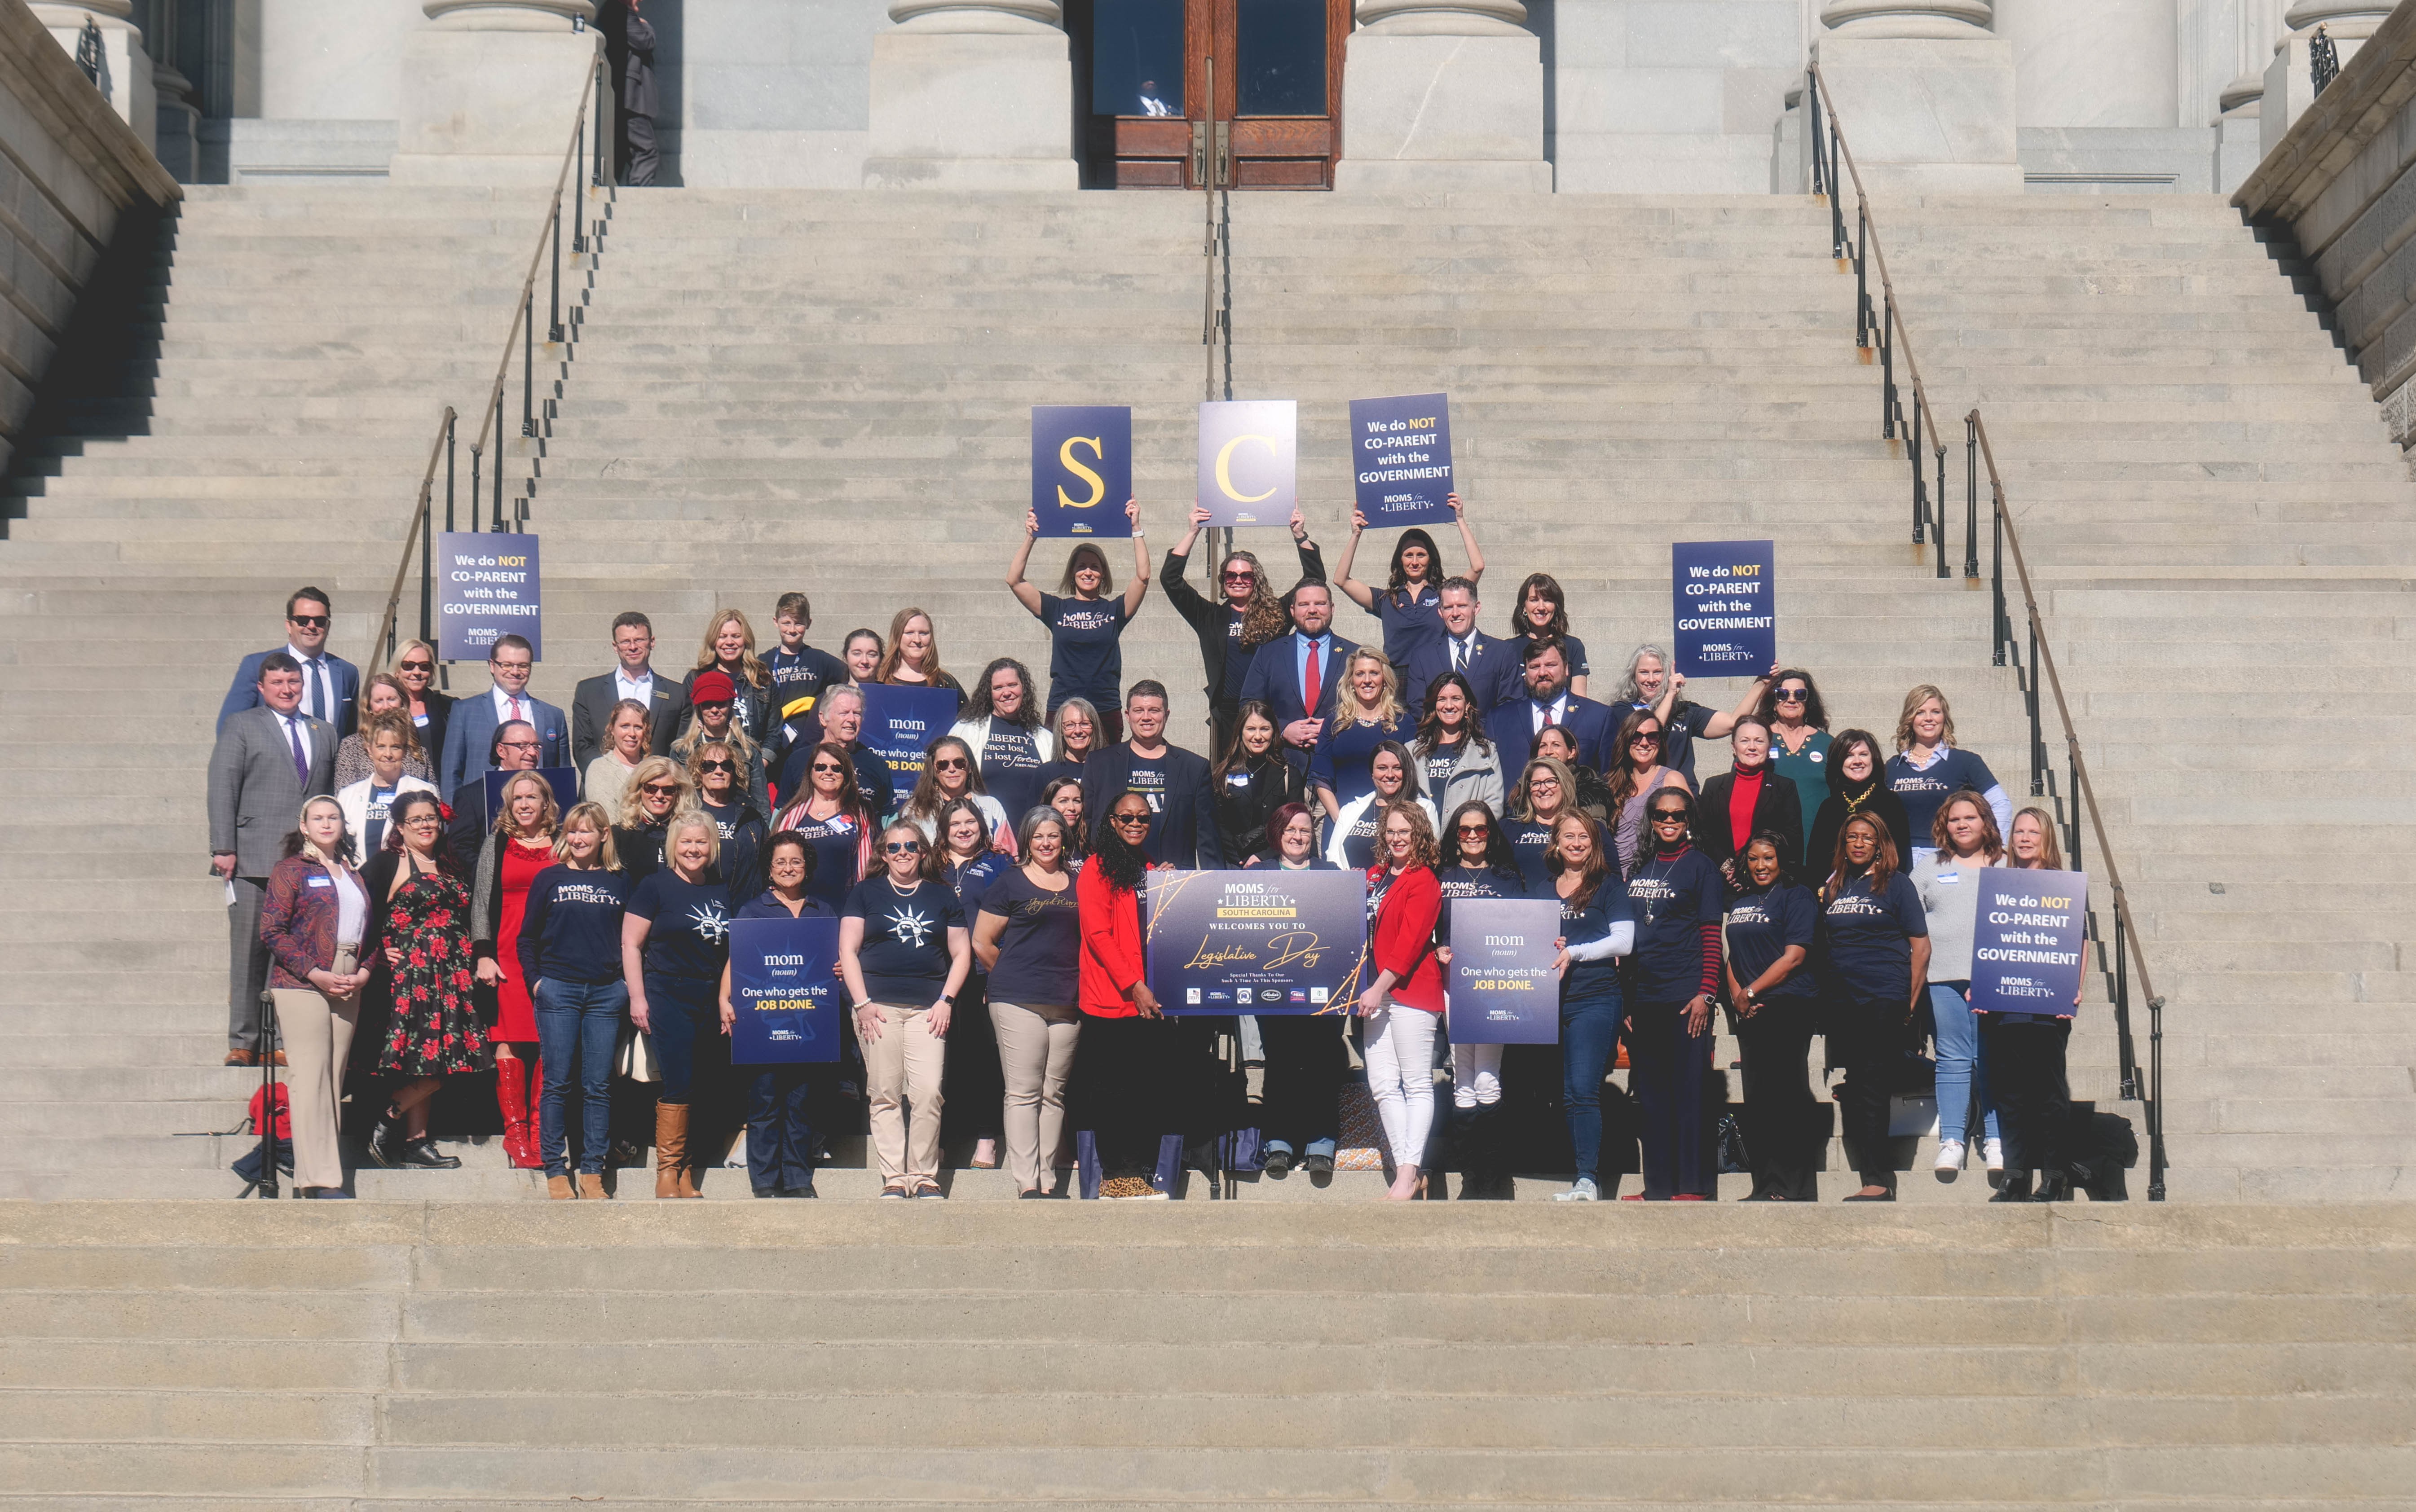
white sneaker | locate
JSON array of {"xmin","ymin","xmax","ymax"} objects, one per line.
[
  {"xmin": 1982, "ymin": 1138, "xmax": 2005, "ymax": 1173},
  {"xmin": 1934, "ymin": 1140, "xmax": 1966, "ymax": 1174},
  {"xmin": 1553, "ymin": 1178, "xmax": 1599, "ymax": 1202}
]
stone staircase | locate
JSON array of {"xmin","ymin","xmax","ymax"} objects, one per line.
[
  {"xmin": 0, "ymin": 182, "xmax": 2407, "ymax": 1203},
  {"xmin": 1, "ymin": 1200, "xmax": 2412, "ymax": 1505}
]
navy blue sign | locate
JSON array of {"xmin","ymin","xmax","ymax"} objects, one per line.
[
  {"xmin": 1031, "ymin": 406, "xmax": 1133, "ymax": 538},
  {"xmin": 1142, "ymin": 868, "xmax": 1367, "ymax": 1015},
  {"xmin": 482, "ymin": 766, "xmax": 579, "ymax": 831},
  {"xmin": 728, "ymin": 915, "xmax": 842, "ymax": 1063},
  {"xmin": 1446, "ymin": 898, "xmax": 1561, "ymax": 1045},
  {"xmin": 1348, "ymin": 392, "xmax": 1455, "ymax": 526},
  {"xmin": 1197, "ymin": 400, "xmax": 1296, "ymax": 527},
  {"xmin": 1670, "ymin": 539, "xmax": 1775, "ymax": 677},
  {"xmin": 856, "ymin": 683, "xmax": 963, "ymax": 811},
  {"xmin": 1971, "ymin": 867, "xmax": 2089, "ymax": 1016},
  {"xmin": 436, "ymin": 531, "xmax": 541, "ymax": 661}
]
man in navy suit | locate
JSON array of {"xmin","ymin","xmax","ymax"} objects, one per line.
[
  {"xmin": 439, "ymin": 634, "xmax": 568, "ymax": 791},
  {"xmin": 1487, "ymin": 639, "xmax": 1618, "ymax": 776},
  {"xmin": 1238, "ymin": 579, "xmax": 1356, "ymax": 777},
  {"xmin": 1079, "ymin": 681, "xmax": 1220, "ymax": 868},
  {"xmin": 218, "ymin": 586, "xmax": 360, "ymax": 738},
  {"xmin": 1400, "ymin": 577, "xmax": 1523, "ymax": 717}
]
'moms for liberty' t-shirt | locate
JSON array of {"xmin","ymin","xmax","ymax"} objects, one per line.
[
  {"xmin": 1818, "ymin": 870, "xmax": 1929, "ymax": 1003},
  {"xmin": 1040, "ymin": 593, "xmax": 1134, "ymax": 712}
]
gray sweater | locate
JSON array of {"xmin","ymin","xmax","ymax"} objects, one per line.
[{"xmin": 1912, "ymin": 855, "xmax": 1989, "ymax": 982}]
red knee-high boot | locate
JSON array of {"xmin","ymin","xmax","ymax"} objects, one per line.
[{"xmin": 496, "ymin": 1057, "xmax": 541, "ymax": 1169}]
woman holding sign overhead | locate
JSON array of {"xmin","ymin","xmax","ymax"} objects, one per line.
[
  {"xmin": 719, "ymin": 831, "xmax": 834, "ymax": 1200},
  {"xmin": 1989, "ymin": 806, "xmax": 2081, "ymax": 1202},
  {"xmin": 1355, "ymin": 802, "xmax": 1446, "ymax": 1201},
  {"xmin": 1161, "ymin": 506, "xmax": 1322, "ymax": 760},
  {"xmin": 1010, "ymin": 503, "xmax": 1150, "ymax": 745},
  {"xmin": 1332, "ymin": 493, "xmax": 1484, "ymax": 671}
]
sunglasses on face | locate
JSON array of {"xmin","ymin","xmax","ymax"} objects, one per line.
[
  {"xmin": 1651, "ymin": 810, "xmax": 1689, "ymax": 824},
  {"xmin": 1775, "ymin": 688, "xmax": 1808, "ymax": 702},
  {"xmin": 1110, "ymin": 812, "xmax": 1151, "ymax": 826},
  {"xmin": 1222, "ymin": 571, "xmax": 1255, "ymax": 583},
  {"xmin": 1456, "ymin": 825, "xmax": 1490, "ymax": 837},
  {"xmin": 884, "ymin": 841, "xmax": 922, "ymax": 854},
  {"xmin": 398, "ymin": 660, "xmax": 432, "ymax": 672},
  {"xmin": 288, "ymin": 615, "xmax": 329, "ymax": 629},
  {"xmin": 811, "ymin": 761, "xmax": 845, "ymax": 774},
  {"xmin": 935, "ymin": 758, "xmax": 968, "ymax": 772},
  {"xmin": 641, "ymin": 782, "xmax": 681, "ymax": 796},
  {"xmin": 698, "ymin": 759, "xmax": 735, "ymax": 774}
]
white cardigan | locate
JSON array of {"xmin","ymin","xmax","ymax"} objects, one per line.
[{"xmin": 335, "ymin": 773, "xmax": 439, "ymax": 855}]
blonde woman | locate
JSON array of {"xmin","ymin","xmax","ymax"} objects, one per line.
[
  {"xmin": 621, "ymin": 812, "xmax": 730, "ymax": 1198},
  {"xmin": 875, "ymin": 607, "xmax": 963, "ymax": 693},
  {"xmin": 582, "ymin": 698, "xmax": 653, "ymax": 812},
  {"xmin": 685, "ymin": 608, "xmax": 774, "ymax": 746},
  {"xmin": 1988, "ymin": 803, "xmax": 2084, "ymax": 1200},
  {"xmin": 390, "ymin": 637, "xmax": 455, "ymax": 769},
  {"xmin": 612, "ymin": 753, "xmax": 690, "ymax": 884},
  {"xmin": 334, "ymin": 672, "xmax": 431, "ymax": 789},
  {"xmin": 1886, "ymin": 683, "xmax": 2010, "ymax": 862},
  {"xmin": 471, "ymin": 768, "xmax": 562, "ymax": 1170},
  {"xmin": 517, "ymin": 801, "xmax": 628, "ymax": 1199},
  {"xmin": 1309, "ymin": 646, "xmax": 1414, "ymax": 820}
]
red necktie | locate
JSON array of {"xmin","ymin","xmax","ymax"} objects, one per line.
[
  {"xmin": 509, "ymin": 695, "xmax": 525, "ymax": 725},
  {"xmin": 1301, "ymin": 640, "xmax": 1321, "ymax": 715}
]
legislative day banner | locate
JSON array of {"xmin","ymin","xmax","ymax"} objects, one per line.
[
  {"xmin": 728, "ymin": 915, "xmax": 843, "ymax": 1064},
  {"xmin": 1196, "ymin": 400, "xmax": 1296, "ymax": 527},
  {"xmin": 1970, "ymin": 867, "xmax": 2089, "ymax": 1016},
  {"xmin": 1446, "ymin": 898, "xmax": 1562, "ymax": 1045},
  {"xmin": 1031, "ymin": 405, "xmax": 1133, "ymax": 537},
  {"xmin": 856, "ymin": 683, "xmax": 963, "ymax": 810},
  {"xmin": 1671, "ymin": 539, "xmax": 1775, "ymax": 677},
  {"xmin": 1142, "ymin": 868, "xmax": 1367, "ymax": 1015},
  {"xmin": 482, "ymin": 767, "xmax": 579, "ymax": 830},
  {"xmin": 435, "ymin": 532, "xmax": 541, "ymax": 661},
  {"xmin": 1348, "ymin": 393, "xmax": 1455, "ymax": 527}
]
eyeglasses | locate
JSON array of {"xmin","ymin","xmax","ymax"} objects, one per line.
[
  {"xmin": 811, "ymin": 761, "xmax": 845, "ymax": 774},
  {"xmin": 1530, "ymin": 777, "xmax": 1560, "ymax": 788},
  {"xmin": 287, "ymin": 615, "xmax": 329, "ymax": 629},
  {"xmin": 640, "ymin": 782, "xmax": 682, "ymax": 796},
  {"xmin": 499, "ymin": 739, "xmax": 542, "ymax": 752},
  {"xmin": 398, "ymin": 659, "xmax": 432, "ymax": 672},
  {"xmin": 1110, "ymin": 811, "xmax": 1151, "ymax": 827},
  {"xmin": 402, "ymin": 814, "xmax": 441, "ymax": 827},
  {"xmin": 883, "ymin": 840, "xmax": 923, "ymax": 854},
  {"xmin": 934, "ymin": 758, "xmax": 968, "ymax": 771},
  {"xmin": 1774, "ymin": 688, "xmax": 1808, "ymax": 703},
  {"xmin": 698, "ymin": 759, "xmax": 735, "ymax": 774}
]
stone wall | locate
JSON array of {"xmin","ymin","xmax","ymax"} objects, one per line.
[{"xmin": 0, "ymin": 0, "xmax": 179, "ymax": 478}]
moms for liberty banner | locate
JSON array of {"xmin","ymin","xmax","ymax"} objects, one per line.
[
  {"xmin": 1142, "ymin": 868, "xmax": 1367, "ymax": 1015},
  {"xmin": 1446, "ymin": 897, "xmax": 1561, "ymax": 1045},
  {"xmin": 436, "ymin": 532, "xmax": 541, "ymax": 660},
  {"xmin": 1348, "ymin": 393, "xmax": 1455, "ymax": 526},
  {"xmin": 1197, "ymin": 400, "xmax": 1296, "ymax": 527},
  {"xmin": 857, "ymin": 684, "xmax": 963, "ymax": 811},
  {"xmin": 728, "ymin": 915, "xmax": 843, "ymax": 1064},
  {"xmin": 1670, "ymin": 539, "xmax": 1774, "ymax": 677},
  {"xmin": 1971, "ymin": 867, "xmax": 2089, "ymax": 1016},
  {"xmin": 1031, "ymin": 406, "xmax": 1133, "ymax": 537}
]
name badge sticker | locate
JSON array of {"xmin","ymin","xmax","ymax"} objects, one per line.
[
  {"xmin": 306, "ymin": 877, "xmax": 331, "ymax": 888},
  {"xmin": 1937, "ymin": 872, "xmax": 1960, "ymax": 885}
]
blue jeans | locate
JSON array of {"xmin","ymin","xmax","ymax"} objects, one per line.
[
  {"xmin": 1560, "ymin": 995, "xmax": 1625, "ymax": 1186},
  {"xmin": 748, "ymin": 1064, "xmax": 827, "ymax": 1195},
  {"xmin": 1927, "ymin": 981, "xmax": 1998, "ymax": 1147},
  {"xmin": 534, "ymin": 978, "xmax": 628, "ymax": 1177}
]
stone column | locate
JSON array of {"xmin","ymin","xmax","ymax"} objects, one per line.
[
  {"xmin": 2261, "ymin": 2, "xmax": 2393, "ymax": 157},
  {"xmin": 1332, "ymin": 0, "xmax": 1550, "ymax": 192},
  {"xmin": 32, "ymin": 1, "xmax": 159, "ymax": 149},
  {"xmin": 2213, "ymin": 0, "xmax": 2285, "ymax": 194},
  {"xmin": 1812, "ymin": 0, "xmax": 2023, "ymax": 193},
  {"xmin": 389, "ymin": 0, "xmax": 604, "ymax": 185},
  {"xmin": 862, "ymin": 0, "xmax": 1078, "ymax": 189}
]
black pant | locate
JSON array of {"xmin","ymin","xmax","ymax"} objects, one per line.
[
  {"xmin": 623, "ymin": 113, "xmax": 657, "ymax": 186},
  {"xmin": 1737, "ymin": 996, "xmax": 1823, "ymax": 1201},
  {"xmin": 1827, "ymin": 992, "xmax": 1911, "ymax": 1188},
  {"xmin": 1258, "ymin": 1014, "xmax": 1345, "ymax": 1152},
  {"xmin": 939, "ymin": 981, "xmax": 1003, "ymax": 1143},
  {"xmin": 1075, "ymin": 1012, "xmax": 1179, "ymax": 1178},
  {"xmin": 1983, "ymin": 1015, "xmax": 2071, "ymax": 1182},
  {"xmin": 1628, "ymin": 1000, "xmax": 1715, "ymax": 1198}
]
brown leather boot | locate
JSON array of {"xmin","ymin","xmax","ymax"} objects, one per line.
[
  {"xmin": 654, "ymin": 1103, "xmax": 689, "ymax": 1199},
  {"xmin": 547, "ymin": 1174, "xmax": 574, "ymax": 1200},
  {"xmin": 577, "ymin": 1172, "xmax": 608, "ymax": 1200}
]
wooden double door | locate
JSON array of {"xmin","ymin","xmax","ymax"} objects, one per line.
[{"xmin": 1073, "ymin": 0, "xmax": 1349, "ymax": 189}]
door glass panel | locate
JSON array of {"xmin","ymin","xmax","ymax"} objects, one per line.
[
  {"xmin": 1092, "ymin": 0, "xmax": 1186, "ymax": 117},
  {"xmin": 1235, "ymin": 0, "xmax": 1324, "ymax": 115}
]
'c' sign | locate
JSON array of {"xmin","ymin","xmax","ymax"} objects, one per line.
[
  {"xmin": 1215, "ymin": 434, "xmax": 1279, "ymax": 503},
  {"xmin": 1196, "ymin": 399, "xmax": 1296, "ymax": 526}
]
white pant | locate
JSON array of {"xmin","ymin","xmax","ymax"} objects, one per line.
[
  {"xmin": 1363, "ymin": 1002, "xmax": 1439, "ymax": 1171},
  {"xmin": 1452, "ymin": 1042, "xmax": 1503, "ymax": 1109}
]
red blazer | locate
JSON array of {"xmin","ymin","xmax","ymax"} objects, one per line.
[
  {"xmin": 1369, "ymin": 863, "xmax": 1445, "ymax": 1013},
  {"xmin": 259, "ymin": 853, "xmax": 364, "ymax": 991},
  {"xmin": 1078, "ymin": 859, "xmax": 1151, "ymax": 1017}
]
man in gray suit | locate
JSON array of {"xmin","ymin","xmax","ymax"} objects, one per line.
[{"xmin": 208, "ymin": 652, "xmax": 338, "ymax": 1066}]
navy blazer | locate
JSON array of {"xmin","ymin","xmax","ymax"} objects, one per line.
[
  {"xmin": 1079, "ymin": 741, "xmax": 1221, "ymax": 869},
  {"xmin": 1401, "ymin": 630, "xmax": 1526, "ymax": 720},
  {"xmin": 1486, "ymin": 693, "xmax": 1619, "ymax": 778},
  {"xmin": 439, "ymin": 687, "xmax": 570, "ymax": 793},
  {"xmin": 1237, "ymin": 630, "xmax": 1359, "ymax": 771},
  {"xmin": 219, "ymin": 649, "xmax": 360, "ymax": 738}
]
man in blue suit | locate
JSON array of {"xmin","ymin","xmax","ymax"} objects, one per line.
[
  {"xmin": 217, "ymin": 586, "xmax": 360, "ymax": 738},
  {"xmin": 1237, "ymin": 579, "xmax": 1357, "ymax": 776},
  {"xmin": 1487, "ymin": 639, "xmax": 1618, "ymax": 776},
  {"xmin": 438, "ymin": 634, "xmax": 568, "ymax": 791},
  {"xmin": 1399, "ymin": 577, "xmax": 1524, "ymax": 717}
]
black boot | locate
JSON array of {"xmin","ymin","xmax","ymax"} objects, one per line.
[
  {"xmin": 2031, "ymin": 1170, "xmax": 2073, "ymax": 1202},
  {"xmin": 367, "ymin": 1106, "xmax": 407, "ymax": 1169},
  {"xmin": 1990, "ymin": 1172, "xmax": 2033, "ymax": 1203}
]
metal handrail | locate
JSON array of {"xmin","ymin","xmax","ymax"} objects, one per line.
[
  {"xmin": 368, "ymin": 54, "xmax": 610, "ymax": 673},
  {"xmin": 1806, "ymin": 65, "xmax": 2166, "ymax": 1200}
]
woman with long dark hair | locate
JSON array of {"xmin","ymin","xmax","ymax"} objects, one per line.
[
  {"xmin": 1333, "ymin": 492, "xmax": 1485, "ymax": 668},
  {"xmin": 875, "ymin": 607, "xmax": 962, "ymax": 694},
  {"xmin": 1915, "ymin": 790, "xmax": 2007, "ymax": 1181},
  {"xmin": 1502, "ymin": 572, "xmax": 1588, "ymax": 699},
  {"xmin": 1324, "ymin": 740, "xmax": 1437, "ymax": 871},
  {"xmin": 1075, "ymin": 792, "xmax": 1177, "ymax": 1199},
  {"xmin": 1414, "ymin": 670, "xmax": 1504, "ymax": 818},
  {"xmin": 1621, "ymin": 787, "xmax": 1726, "ymax": 1200},
  {"xmin": 936, "ymin": 796, "xmax": 1011, "ymax": 1172},
  {"xmin": 773, "ymin": 740, "xmax": 876, "ymax": 913},
  {"xmin": 1212, "ymin": 700, "xmax": 1302, "ymax": 868},
  {"xmin": 1818, "ymin": 810, "xmax": 1932, "ymax": 1201},
  {"xmin": 363, "ymin": 789, "xmax": 483, "ymax": 1172},
  {"xmin": 1354, "ymin": 801, "xmax": 1446, "ymax": 1200},
  {"xmin": 1431, "ymin": 800, "xmax": 1526, "ymax": 1188},
  {"xmin": 1161, "ymin": 504, "xmax": 1322, "ymax": 759},
  {"xmin": 1603, "ymin": 711, "xmax": 1689, "ymax": 875},
  {"xmin": 950, "ymin": 657, "xmax": 1054, "ymax": 826},
  {"xmin": 1726, "ymin": 831, "xmax": 1820, "ymax": 1201},
  {"xmin": 1755, "ymin": 667, "xmax": 1833, "ymax": 864},
  {"xmin": 1042, "ymin": 775, "xmax": 1090, "ymax": 866},
  {"xmin": 1009, "ymin": 501, "xmax": 1149, "ymax": 744},
  {"xmin": 896, "ymin": 734, "xmax": 1012, "ymax": 853},
  {"xmin": 1806, "ymin": 728, "xmax": 1912, "ymax": 880},
  {"xmin": 1244, "ymin": 801, "xmax": 1344, "ymax": 1179}
]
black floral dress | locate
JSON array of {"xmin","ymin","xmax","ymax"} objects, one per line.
[{"xmin": 377, "ymin": 865, "xmax": 490, "ymax": 1076}]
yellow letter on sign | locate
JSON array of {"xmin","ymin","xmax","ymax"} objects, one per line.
[
  {"xmin": 1057, "ymin": 435, "xmax": 1106, "ymax": 510},
  {"xmin": 1215, "ymin": 434, "xmax": 1279, "ymax": 503}
]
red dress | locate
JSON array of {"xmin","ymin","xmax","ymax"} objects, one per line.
[{"xmin": 492, "ymin": 837, "xmax": 554, "ymax": 1042}]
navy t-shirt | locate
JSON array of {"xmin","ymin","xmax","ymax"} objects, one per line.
[
  {"xmin": 1309, "ymin": 714, "xmax": 1418, "ymax": 808},
  {"xmin": 945, "ymin": 852, "xmax": 1010, "ymax": 976},
  {"xmin": 1367, "ymin": 585, "xmax": 1445, "ymax": 669},
  {"xmin": 626, "ymin": 871, "xmax": 733, "ymax": 992},
  {"xmin": 516, "ymin": 864, "xmax": 630, "ymax": 986},
  {"xmin": 1553, "ymin": 874, "xmax": 1635, "ymax": 1004},
  {"xmin": 1623, "ymin": 847, "xmax": 1724, "ymax": 1002},
  {"xmin": 1039, "ymin": 593, "xmax": 1133, "ymax": 712},
  {"xmin": 980, "ymin": 866, "xmax": 1082, "ymax": 1007},
  {"xmin": 1503, "ymin": 819, "xmax": 1556, "ymax": 894},
  {"xmin": 1436, "ymin": 861, "xmax": 1525, "ymax": 945},
  {"xmin": 1333, "ymin": 799, "xmax": 1390, "ymax": 872},
  {"xmin": 1122, "ymin": 752, "xmax": 1173, "ymax": 859},
  {"xmin": 766, "ymin": 644, "xmax": 849, "ymax": 724},
  {"xmin": 1421, "ymin": 738, "xmax": 1470, "ymax": 800},
  {"xmin": 1818, "ymin": 869, "xmax": 1930, "ymax": 1004},
  {"xmin": 1725, "ymin": 880, "xmax": 1818, "ymax": 1004},
  {"xmin": 976, "ymin": 721, "xmax": 1047, "ymax": 828},
  {"xmin": 1886, "ymin": 747, "xmax": 1999, "ymax": 853},
  {"xmin": 1603, "ymin": 698, "xmax": 1715, "ymax": 782},
  {"xmin": 785, "ymin": 807, "xmax": 864, "ymax": 913},
  {"xmin": 1509, "ymin": 631, "xmax": 1589, "ymax": 682},
  {"xmin": 844, "ymin": 875, "xmax": 966, "ymax": 1005}
]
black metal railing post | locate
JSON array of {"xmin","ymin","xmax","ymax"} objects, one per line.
[
  {"xmin": 1854, "ymin": 203, "xmax": 1870, "ymax": 346},
  {"xmin": 1933, "ymin": 435, "xmax": 1949, "ymax": 577},
  {"xmin": 1909, "ymin": 392, "xmax": 1924, "ymax": 541},
  {"xmin": 595, "ymin": 57, "xmax": 609, "ymax": 189},
  {"xmin": 2026, "ymin": 617, "xmax": 2044, "ymax": 796},
  {"xmin": 521, "ymin": 289, "xmax": 536, "ymax": 438},
  {"xmin": 548, "ymin": 199, "xmax": 564, "ymax": 343},
  {"xmin": 1881, "ymin": 297, "xmax": 1897, "ymax": 440},
  {"xmin": 1990, "ymin": 487, "xmax": 2006, "ymax": 665},
  {"xmin": 1808, "ymin": 73, "xmax": 1825, "ymax": 197},
  {"xmin": 493, "ymin": 391, "xmax": 506, "ymax": 530},
  {"xmin": 2147, "ymin": 995, "xmax": 2165, "ymax": 1200},
  {"xmin": 1964, "ymin": 415, "xmax": 1980, "ymax": 580},
  {"xmin": 2068, "ymin": 747, "xmax": 2084, "ymax": 871}
]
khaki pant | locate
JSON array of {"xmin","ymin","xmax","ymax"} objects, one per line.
[
  {"xmin": 270, "ymin": 986, "xmax": 357, "ymax": 1191},
  {"xmin": 865, "ymin": 1001, "xmax": 944, "ymax": 1185},
  {"xmin": 991, "ymin": 999, "xmax": 1080, "ymax": 1194}
]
